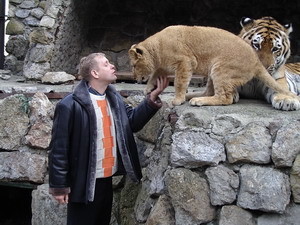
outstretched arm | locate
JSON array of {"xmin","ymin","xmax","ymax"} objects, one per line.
[
  {"xmin": 149, "ymin": 76, "xmax": 169, "ymax": 104},
  {"xmin": 125, "ymin": 75, "xmax": 169, "ymax": 132}
]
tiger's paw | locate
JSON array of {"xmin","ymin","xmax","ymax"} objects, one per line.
[
  {"xmin": 272, "ymin": 94, "xmax": 300, "ymax": 111},
  {"xmin": 233, "ymin": 91, "xmax": 240, "ymax": 104}
]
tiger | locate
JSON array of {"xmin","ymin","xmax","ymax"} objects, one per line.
[{"xmin": 238, "ymin": 16, "xmax": 300, "ymax": 106}]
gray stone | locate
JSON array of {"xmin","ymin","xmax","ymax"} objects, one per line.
[
  {"xmin": 205, "ymin": 165, "xmax": 239, "ymax": 205},
  {"xmin": 40, "ymin": 15, "xmax": 56, "ymax": 28},
  {"xmin": 23, "ymin": 61, "xmax": 50, "ymax": 80},
  {"xmin": 134, "ymin": 181, "xmax": 156, "ymax": 223},
  {"xmin": 136, "ymin": 104, "xmax": 168, "ymax": 143},
  {"xmin": 32, "ymin": 184, "xmax": 67, "ymax": 225},
  {"xmin": 0, "ymin": 94, "xmax": 29, "ymax": 150},
  {"xmin": 24, "ymin": 92, "xmax": 54, "ymax": 149},
  {"xmin": 219, "ymin": 205, "xmax": 256, "ymax": 225},
  {"xmin": 290, "ymin": 154, "xmax": 300, "ymax": 203},
  {"xmin": 145, "ymin": 195, "xmax": 175, "ymax": 225},
  {"xmin": 8, "ymin": 4, "xmax": 17, "ymax": 17},
  {"xmin": 5, "ymin": 35, "xmax": 29, "ymax": 59},
  {"xmin": 10, "ymin": 0, "xmax": 23, "ymax": 4},
  {"xmin": 15, "ymin": 9, "xmax": 30, "ymax": 18},
  {"xmin": 226, "ymin": 122, "xmax": 272, "ymax": 164},
  {"xmin": 237, "ymin": 165, "xmax": 290, "ymax": 213},
  {"xmin": 29, "ymin": 44, "xmax": 54, "ymax": 63},
  {"xmin": 19, "ymin": 0, "xmax": 39, "ymax": 9},
  {"xmin": 24, "ymin": 16, "xmax": 40, "ymax": 27},
  {"xmin": 46, "ymin": 5, "xmax": 60, "ymax": 18},
  {"xmin": 175, "ymin": 107, "xmax": 213, "ymax": 131},
  {"xmin": 29, "ymin": 28, "xmax": 54, "ymax": 44},
  {"xmin": 4, "ymin": 55, "xmax": 24, "ymax": 75},
  {"xmin": 0, "ymin": 70, "xmax": 12, "ymax": 80},
  {"xmin": 41, "ymin": 71, "xmax": 75, "ymax": 84},
  {"xmin": 257, "ymin": 204, "xmax": 300, "ymax": 225},
  {"xmin": 165, "ymin": 168, "xmax": 216, "ymax": 225},
  {"xmin": 171, "ymin": 130, "xmax": 225, "ymax": 168},
  {"xmin": 6, "ymin": 18, "xmax": 25, "ymax": 35},
  {"xmin": 31, "ymin": 7, "xmax": 45, "ymax": 19},
  {"xmin": 143, "ymin": 124, "xmax": 172, "ymax": 196},
  {"xmin": 272, "ymin": 121, "xmax": 300, "ymax": 167},
  {"xmin": 0, "ymin": 152, "xmax": 47, "ymax": 183}
]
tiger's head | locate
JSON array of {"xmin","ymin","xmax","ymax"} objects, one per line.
[{"xmin": 239, "ymin": 16, "xmax": 293, "ymax": 76}]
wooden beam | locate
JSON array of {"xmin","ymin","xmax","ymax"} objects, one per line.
[
  {"xmin": 0, "ymin": 92, "xmax": 70, "ymax": 99},
  {"xmin": 116, "ymin": 71, "xmax": 206, "ymax": 83}
]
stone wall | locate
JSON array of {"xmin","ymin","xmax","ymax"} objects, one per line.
[
  {"xmin": 4, "ymin": 0, "xmax": 300, "ymax": 79},
  {"xmin": 1, "ymin": 86, "xmax": 300, "ymax": 225}
]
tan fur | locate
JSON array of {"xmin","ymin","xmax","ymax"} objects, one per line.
[{"xmin": 128, "ymin": 25, "xmax": 299, "ymax": 109}]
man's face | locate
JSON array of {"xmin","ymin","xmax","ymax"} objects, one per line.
[{"xmin": 93, "ymin": 56, "xmax": 117, "ymax": 83}]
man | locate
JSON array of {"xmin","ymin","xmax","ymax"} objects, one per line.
[{"xmin": 48, "ymin": 52, "xmax": 169, "ymax": 225}]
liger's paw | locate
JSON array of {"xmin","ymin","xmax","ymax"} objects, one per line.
[
  {"xmin": 144, "ymin": 85, "xmax": 154, "ymax": 95},
  {"xmin": 272, "ymin": 94, "xmax": 300, "ymax": 111},
  {"xmin": 189, "ymin": 97, "xmax": 204, "ymax": 106},
  {"xmin": 172, "ymin": 97, "xmax": 185, "ymax": 106}
]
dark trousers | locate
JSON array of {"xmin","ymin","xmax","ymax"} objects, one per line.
[{"xmin": 67, "ymin": 177, "xmax": 113, "ymax": 225}]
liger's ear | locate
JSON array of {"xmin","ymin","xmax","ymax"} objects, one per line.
[{"xmin": 128, "ymin": 45, "xmax": 143, "ymax": 59}]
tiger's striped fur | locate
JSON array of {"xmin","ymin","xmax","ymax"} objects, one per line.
[
  {"xmin": 238, "ymin": 16, "xmax": 300, "ymax": 108},
  {"xmin": 285, "ymin": 62, "xmax": 300, "ymax": 95}
]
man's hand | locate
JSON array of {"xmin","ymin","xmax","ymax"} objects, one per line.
[
  {"xmin": 149, "ymin": 76, "xmax": 169, "ymax": 102},
  {"xmin": 53, "ymin": 194, "xmax": 69, "ymax": 204}
]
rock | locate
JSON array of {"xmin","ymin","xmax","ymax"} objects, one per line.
[
  {"xmin": 41, "ymin": 71, "xmax": 75, "ymax": 84},
  {"xmin": 0, "ymin": 152, "xmax": 47, "ymax": 183},
  {"xmin": 237, "ymin": 165, "xmax": 290, "ymax": 213},
  {"xmin": 29, "ymin": 44, "xmax": 54, "ymax": 63},
  {"xmin": 5, "ymin": 35, "xmax": 29, "ymax": 60},
  {"xmin": 205, "ymin": 165, "xmax": 239, "ymax": 205},
  {"xmin": 32, "ymin": 184, "xmax": 67, "ymax": 225},
  {"xmin": 219, "ymin": 205, "xmax": 256, "ymax": 225},
  {"xmin": 6, "ymin": 18, "xmax": 25, "ymax": 35},
  {"xmin": 40, "ymin": 15, "xmax": 56, "ymax": 28},
  {"xmin": 171, "ymin": 130, "xmax": 225, "ymax": 168},
  {"xmin": 29, "ymin": 28, "xmax": 54, "ymax": 44},
  {"xmin": 226, "ymin": 122, "xmax": 272, "ymax": 164},
  {"xmin": 257, "ymin": 204, "xmax": 300, "ymax": 225},
  {"xmin": 272, "ymin": 121, "xmax": 300, "ymax": 167},
  {"xmin": 0, "ymin": 94, "xmax": 29, "ymax": 150},
  {"xmin": 24, "ymin": 92, "xmax": 54, "ymax": 149},
  {"xmin": 290, "ymin": 154, "xmax": 300, "ymax": 203},
  {"xmin": 134, "ymin": 181, "xmax": 156, "ymax": 223},
  {"xmin": 23, "ymin": 61, "xmax": 50, "ymax": 80},
  {"xmin": 145, "ymin": 195, "xmax": 175, "ymax": 225},
  {"xmin": 165, "ymin": 168, "xmax": 216, "ymax": 225}
]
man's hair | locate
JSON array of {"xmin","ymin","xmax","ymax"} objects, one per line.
[{"xmin": 78, "ymin": 53, "xmax": 105, "ymax": 80}]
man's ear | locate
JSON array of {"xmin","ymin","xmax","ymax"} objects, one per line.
[
  {"xmin": 90, "ymin": 69, "xmax": 99, "ymax": 79},
  {"xmin": 128, "ymin": 45, "xmax": 143, "ymax": 60}
]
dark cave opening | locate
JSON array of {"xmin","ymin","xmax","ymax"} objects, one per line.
[{"xmin": 0, "ymin": 184, "xmax": 33, "ymax": 225}]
